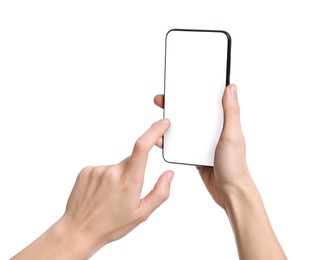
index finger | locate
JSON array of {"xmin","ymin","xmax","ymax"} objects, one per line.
[{"xmin": 127, "ymin": 118, "xmax": 170, "ymax": 179}]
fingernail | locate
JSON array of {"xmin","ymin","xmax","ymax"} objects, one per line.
[
  {"xmin": 160, "ymin": 118, "xmax": 170, "ymax": 125},
  {"xmin": 229, "ymin": 84, "xmax": 237, "ymax": 97},
  {"xmin": 166, "ymin": 171, "xmax": 174, "ymax": 183}
]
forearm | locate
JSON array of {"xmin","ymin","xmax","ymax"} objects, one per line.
[
  {"xmin": 11, "ymin": 217, "xmax": 97, "ymax": 260},
  {"xmin": 224, "ymin": 176, "xmax": 287, "ymax": 260}
]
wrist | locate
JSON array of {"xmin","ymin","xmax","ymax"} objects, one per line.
[
  {"xmin": 221, "ymin": 175, "xmax": 287, "ymax": 259},
  {"xmin": 11, "ymin": 217, "xmax": 99, "ymax": 260},
  {"xmin": 221, "ymin": 173, "xmax": 262, "ymax": 217},
  {"xmin": 50, "ymin": 218, "xmax": 89, "ymax": 260},
  {"xmin": 54, "ymin": 215, "xmax": 109, "ymax": 260}
]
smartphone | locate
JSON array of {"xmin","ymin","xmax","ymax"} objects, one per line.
[{"xmin": 163, "ymin": 29, "xmax": 231, "ymax": 166}]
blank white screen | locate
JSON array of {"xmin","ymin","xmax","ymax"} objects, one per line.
[{"xmin": 163, "ymin": 30, "xmax": 230, "ymax": 166}]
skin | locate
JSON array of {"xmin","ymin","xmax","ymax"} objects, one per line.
[
  {"xmin": 11, "ymin": 118, "xmax": 173, "ymax": 260},
  {"xmin": 11, "ymin": 84, "xmax": 286, "ymax": 259},
  {"xmin": 155, "ymin": 84, "xmax": 286, "ymax": 259}
]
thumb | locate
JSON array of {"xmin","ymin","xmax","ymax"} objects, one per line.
[
  {"xmin": 221, "ymin": 84, "xmax": 243, "ymax": 139},
  {"xmin": 137, "ymin": 171, "xmax": 174, "ymax": 219}
]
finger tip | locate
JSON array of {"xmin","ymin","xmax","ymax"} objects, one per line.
[
  {"xmin": 227, "ymin": 83, "xmax": 237, "ymax": 88},
  {"xmin": 162, "ymin": 118, "xmax": 171, "ymax": 126},
  {"xmin": 223, "ymin": 83, "xmax": 238, "ymax": 104},
  {"xmin": 154, "ymin": 94, "xmax": 164, "ymax": 108},
  {"xmin": 153, "ymin": 95, "xmax": 159, "ymax": 104},
  {"xmin": 166, "ymin": 170, "xmax": 174, "ymax": 184}
]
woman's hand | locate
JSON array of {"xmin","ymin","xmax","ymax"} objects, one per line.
[
  {"xmin": 155, "ymin": 84, "xmax": 249, "ymax": 208},
  {"xmin": 11, "ymin": 119, "xmax": 174, "ymax": 260},
  {"xmin": 154, "ymin": 84, "xmax": 287, "ymax": 259}
]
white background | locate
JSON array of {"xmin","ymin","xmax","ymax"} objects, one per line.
[{"xmin": 0, "ymin": 0, "xmax": 308, "ymax": 259}]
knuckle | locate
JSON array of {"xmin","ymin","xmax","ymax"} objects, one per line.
[
  {"xmin": 93, "ymin": 166, "xmax": 116, "ymax": 182},
  {"xmin": 93, "ymin": 165, "xmax": 108, "ymax": 175},
  {"xmin": 154, "ymin": 188, "xmax": 169, "ymax": 204},
  {"xmin": 81, "ymin": 166, "xmax": 94, "ymax": 173},
  {"xmin": 80, "ymin": 166, "xmax": 94, "ymax": 176},
  {"xmin": 219, "ymin": 133, "xmax": 246, "ymax": 156},
  {"xmin": 155, "ymin": 188, "xmax": 169, "ymax": 202},
  {"xmin": 221, "ymin": 133, "xmax": 244, "ymax": 146},
  {"xmin": 80, "ymin": 165, "xmax": 113, "ymax": 180},
  {"xmin": 134, "ymin": 138, "xmax": 148, "ymax": 153},
  {"xmin": 77, "ymin": 166, "xmax": 94, "ymax": 181},
  {"xmin": 103, "ymin": 166, "xmax": 117, "ymax": 179},
  {"xmin": 224, "ymin": 103, "xmax": 240, "ymax": 115}
]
